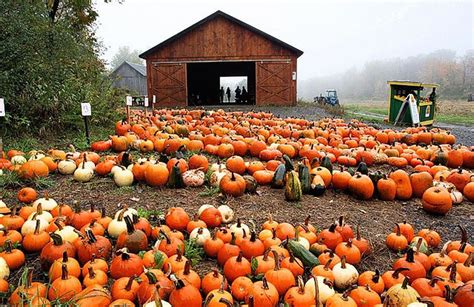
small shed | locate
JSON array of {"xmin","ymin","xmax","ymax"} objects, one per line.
[
  {"xmin": 110, "ymin": 61, "xmax": 147, "ymax": 95},
  {"xmin": 139, "ymin": 10, "xmax": 303, "ymax": 106}
]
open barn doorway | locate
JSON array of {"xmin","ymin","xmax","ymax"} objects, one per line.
[{"xmin": 187, "ymin": 61, "xmax": 255, "ymax": 105}]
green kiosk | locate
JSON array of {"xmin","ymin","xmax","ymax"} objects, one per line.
[{"xmin": 387, "ymin": 81, "xmax": 439, "ymax": 126}]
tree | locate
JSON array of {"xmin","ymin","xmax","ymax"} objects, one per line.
[
  {"xmin": 0, "ymin": 0, "xmax": 121, "ymax": 136},
  {"xmin": 110, "ymin": 46, "xmax": 144, "ymax": 70}
]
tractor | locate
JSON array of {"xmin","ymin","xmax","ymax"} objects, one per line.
[{"xmin": 314, "ymin": 89, "xmax": 339, "ymax": 106}]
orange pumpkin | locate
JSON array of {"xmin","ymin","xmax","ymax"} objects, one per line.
[{"xmin": 422, "ymin": 187, "xmax": 453, "ymax": 215}]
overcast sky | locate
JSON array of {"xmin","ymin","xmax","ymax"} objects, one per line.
[{"xmin": 96, "ymin": 0, "xmax": 473, "ymax": 80}]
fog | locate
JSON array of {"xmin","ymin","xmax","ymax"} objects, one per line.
[{"xmin": 96, "ymin": 0, "xmax": 473, "ymax": 99}]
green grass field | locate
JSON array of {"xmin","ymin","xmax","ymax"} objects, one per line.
[{"xmin": 343, "ymin": 100, "xmax": 474, "ymax": 126}]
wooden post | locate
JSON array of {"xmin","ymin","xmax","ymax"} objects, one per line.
[
  {"xmin": 125, "ymin": 95, "xmax": 132, "ymax": 123},
  {"xmin": 81, "ymin": 102, "xmax": 92, "ymax": 146}
]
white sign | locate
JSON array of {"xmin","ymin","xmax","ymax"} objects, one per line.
[
  {"xmin": 152, "ymin": 95, "xmax": 156, "ymax": 103},
  {"xmin": 408, "ymin": 95, "xmax": 420, "ymax": 124},
  {"xmin": 144, "ymin": 97, "xmax": 149, "ymax": 107},
  {"xmin": 81, "ymin": 103, "xmax": 92, "ymax": 116},
  {"xmin": 425, "ymin": 106, "xmax": 431, "ymax": 117},
  {"xmin": 126, "ymin": 95, "xmax": 132, "ymax": 106},
  {"xmin": 0, "ymin": 98, "xmax": 5, "ymax": 117},
  {"xmin": 292, "ymin": 71, "xmax": 297, "ymax": 81}
]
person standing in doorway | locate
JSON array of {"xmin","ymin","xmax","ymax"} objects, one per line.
[
  {"xmin": 241, "ymin": 86, "xmax": 248, "ymax": 104},
  {"xmin": 219, "ymin": 86, "xmax": 224, "ymax": 103},
  {"xmin": 235, "ymin": 86, "xmax": 241, "ymax": 103},
  {"xmin": 226, "ymin": 87, "xmax": 231, "ymax": 103}
]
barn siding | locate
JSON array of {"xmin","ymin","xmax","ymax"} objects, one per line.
[
  {"xmin": 111, "ymin": 64, "xmax": 147, "ymax": 95},
  {"xmin": 142, "ymin": 13, "xmax": 301, "ymax": 106}
]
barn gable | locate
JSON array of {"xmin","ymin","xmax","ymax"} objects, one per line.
[
  {"xmin": 140, "ymin": 10, "xmax": 303, "ymax": 60},
  {"xmin": 110, "ymin": 61, "xmax": 147, "ymax": 95}
]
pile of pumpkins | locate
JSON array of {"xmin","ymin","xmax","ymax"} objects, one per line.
[{"xmin": 0, "ymin": 190, "xmax": 473, "ymax": 306}]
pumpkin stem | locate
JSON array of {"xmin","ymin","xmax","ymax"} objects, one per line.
[
  {"xmin": 176, "ymin": 248, "xmax": 183, "ymax": 261},
  {"xmin": 34, "ymin": 218, "xmax": 42, "ymax": 234},
  {"xmin": 86, "ymin": 229, "xmax": 97, "ymax": 243},
  {"xmin": 250, "ymin": 231, "xmax": 257, "ymax": 242},
  {"xmin": 230, "ymin": 232, "xmax": 236, "ymax": 245},
  {"xmin": 304, "ymin": 215, "xmax": 311, "ymax": 226},
  {"xmin": 4, "ymin": 240, "xmax": 12, "ymax": 253},
  {"xmin": 50, "ymin": 233, "xmax": 64, "ymax": 246},
  {"xmin": 337, "ymin": 216, "xmax": 344, "ymax": 227},
  {"xmin": 392, "ymin": 267, "xmax": 409, "ymax": 278},
  {"xmin": 271, "ymin": 228, "xmax": 277, "ymax": 240},
  {"xmin": 346, "ymin": 238, "xmax": 353, "ymax": 248},
  {"xmin": 101, "ymin": 207, "xmax": 106, "ymax": 218},
  {"xmin": 356, "ymin": 225, "xmax": 361, "ymax": 240},
  {"xmin": 61, "ymin": 264, "xmax": 69, "ymax": 280},
  {"xmin": 173, "ymin": 277, "xmax": 186, "ymax": 289},
  {"xmin": 247, "ymin": 296, "xmax": 254, "ymax": 307},
  {"xmin": 406, "ymin": 248, "xmax": 415, "ymax": 263},
  {"xmin": 261, "ymin": 277, "xmax": 270, "ymax": 290},
  {"xmin": 212, "ymin": 268, "xmax": 219, "ymax": 278},
  {"xmin": 121, "ymin": 251, "xmax": 131, "ymax": 261},
  {"xmin": 236, "ymin": 251, "xmax": 244, "ymax": 263},
  {"xmin": 340, "ymin": 255, "xmax": 347, "ymax": 269},
  {"xmin": 125, "ymin": 275, "xmax": 136, "ymax": 291},
  {"xmin": 117, "ymin": 207, "xmax": 127, "ymax": 221},
  {"xmin": 160, "ymin": 230, "xmax": 171, "ymax": 244},
  {"xmin": 62, "ymin": 251, "xmax": 68, "ymax": 263},
  {"xmin": 449, "ymin": 262, "xmax": 458, "ymax": 282},
  {"xmin": 444, "ymin": 285, "xmax": 454, "ymax": 302},
  {"xmin": 124, "ymin": 215, "xmax": 135, "ymax": 234},
  {"xmin": 394, "ymin": 223, "xmax": 402, "ymax": 236},
  {"xmin": 429, "ymin": 276, "xmax": 441, "ymax": 287},
  {"xmin": 312, "ymin": 275, "xmax": 321, "ymax": 307},
  {"xmin": 88, "ymin": 266, "xmax": 96, "ymax": 279},
  {"xmin": 183, "ymin": 260, "xmax": 192, "ymax": 275},
  {"xmin": 324, "ymin": 258, "xmax": 333, "ymax": 270},
  {"xmin": 36, "ymin": 203, "xmax": 43, "ymax": 215},
  {"xmin": 296, "ymin": 276, "xmax": 305, "ymax": 294},
  {"xmin": 328, "ymin": 224, "xmax": 337, "ymax": 233},
  {"xmin": 145, "ymin": 271, "xmax": 158, "ymax": 284},
  {"xmin": 372, "ymin": 269, "xmax": 380, "ymax": 283},
  {"xmin": 458, "ymin": 225, "xmax": 468, "ymax": 244},
  {"xmin": 271, "ymin": 250, "xmax": 281, "ymax": 270}
]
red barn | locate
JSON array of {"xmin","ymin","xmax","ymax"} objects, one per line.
[{"xmin": 140, "ymin": 10, "xmax": 303, "ymax": 107}]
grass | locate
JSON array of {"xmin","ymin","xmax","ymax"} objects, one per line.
[
  {"xmin": 342, "ymin": 99, "xmax": 474, "ymax": 126},
  {"xmin": 0, "ymin": 171, "xmax": 56, "ymax": 190},
  {"xmin": 184, "ymin": 238, "xmax": 205, "ymax": 266},
  {"xmin": 198, "ymin": 186, "xmax": 220, "ymax": 197},
  {"xmin": 137, "ymin": 207, "xmax": 162, "ymax": 220}
]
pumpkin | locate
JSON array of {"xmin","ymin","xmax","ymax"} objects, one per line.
[
  {"xmin": 223, "ymin": 251, "xmax": 251, "ymax": 283},
  {"xmin": 422, "ymin": 187, "xmax": 453, "ymax": 215},
  {"xmin": 109, "ymin": 250, "xmax": 144, "ymax": 279},
  {"xmin": 48, "ymin": 251, "xmax": 81, "ymax": 281},
  {"xmin": 284, "ymin": 276, "xmax": 314, "ymax": 307},
  {"xmin": 113, "ymin": 166, "xmax": 134, "ymax": 187},
  {"xmin": 392, "ymin": 248, "xmax": 427, "ymax": 282},
  {"xmin": 17, "ymin": 187, "xmax": 38, "ymax": 204},
  {"xmin": 47, "ymin": 264, "xmax": 82, "ymax": 303},
  {"xmin": 317, "ymin": 224, "xmax": 343, "ymax": 251},
  {"xmin": 190, "ymin": 227, "xmax": 211, "ymax": 246},
  {"xmin": 75, "ymin": 230, "xmax": 112, "ymax": 265},
  {"xmin": 305, "ymin": 276, "xmax": 336, "ymax": 304},
  {"xmin": 348, "ymin": 173, "xmax": 374, "ymax": 200},
  {"xmin": 202, "ymin": 269, "xmax": 228, "ymax": 296},
  {"xmin": 410, "ymin": 171, "xmax": 434, "ymax": 198},
  {"xmin": 0, "ymin": 240, "xmax": 24, "ymax": 270},
  {"xmin": 217, "ymin": 205, "xmax": 234, "ymax": 223},
  {"xmin": 165, "ymin": 207, "xmax": 190, "ymax": 231},
  {"xmin": 454, "ymin": 283, "xmax": 474, "ymax": 307},
  {"xmin": 40, "ymin": 233, "xmax": 76, "ymax": 270},
  {"xmin": 19, "ymin": 160, "xmax": 49, "ymax": 179},
  {"xmin": 111, "ymin": 276, "xmax": 140, "ymax": 301},
  {"xmin": 349, "ymin": 285, "xmax": 381, "ymax": 306},
  {"xmin": 200, "ymin": 207, "xmax": 222, "ymax": 228},
  {"xmin": 169, "ymin": 278, "xmax": 203, "ymax": 307},
  {"xmin": 335, "ymin": 239, "xmax": 361, "ymax": 265},
  {"xmin": 386, "ymin": 223, "xmax": 408, "ymax": 252},
  {"xmin": 245, "ymin": 278, "xmax": 279, "ymax": 307},
  {"xmin": 377, "ymin": 175, "xmax": 397, "ymax": 201},
  {"xmin": 385, "ymin": 277, "xmax": 420, "ymax": 306},
  {"xmin": 220, "ymin": 173, "xmax": 246, "ymax": 197},
  {"xmin": 264, "ymin": 250, "xmax": 295, "ymax": 296},
  {"xmin": 182, "ymin": 169, "xmax": 205, "ymax": 187},
  {"xmin": 116, "ymin": 216, "xmax": 148, "ymax": 253},
  {"xmin": 332, "ymin": 256, "xmax": 359, "ymax": 289},
  {"xmin": 390, "ymin": 170, "xmax": 413, "ymax": 200}
]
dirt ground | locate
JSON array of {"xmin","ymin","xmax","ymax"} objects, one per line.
[{"xmin": 3, "ymin": 174, "xmax": 473, "ymax": 285}]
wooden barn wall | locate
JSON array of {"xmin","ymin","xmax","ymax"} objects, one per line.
[
  {"xmin": 111, "ymin": 65, "xmax": 147, "ymax": 95},
  {"xmin": 145, "ymin": 16, "xmax": 299, "ymax": 106}
]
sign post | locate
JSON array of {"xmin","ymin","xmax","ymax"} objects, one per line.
[
  {"xmin": 81, "ymin": 102, "xmax": 92, "ymax": 146},
  {"xmin": 0, "ymin": 98, "xmax": 5, "ymax": 154},
  {"xmin": 126, "ymin": 95, "xmax": 132, "ymax": 123},
  {"xmin": 153, "ymin": 95, "xmax": 156, "ymax": 110},
  {"xmin": 144, "ymin": 97, "xmax": 149, "ymax": 117}
]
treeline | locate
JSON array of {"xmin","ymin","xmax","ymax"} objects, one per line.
[
  {"xmin": 298, "ymin": 49, "xmax": 473, "ymax": 101},
  {"xmin": 0, "ymin": 0, "xmax": 121, "ymax": 136}
]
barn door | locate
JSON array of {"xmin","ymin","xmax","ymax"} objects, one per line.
[
  {"xmin": 256, "ymin": 62, "xmax": 291, "ymax": 105},
  {"xmin": 150, "ymin": 63, "xmax": 187, "ymax": 106}
]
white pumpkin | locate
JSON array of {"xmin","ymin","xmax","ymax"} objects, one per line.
[
  {"xmin": 407, "ymin": 303, "xmax": 429, "ymax": 307},
  {"xmin": 108, "ymin": 211, "xmax": 127, "ymax": 238},
  {"xmin": 295, "ymin": 236, "xmax": 310, "ymax": 250},
  {"xmin": 143, "ymin": 296, "xmax": 171, "ymax": 307},
  {"xmin": 114, "ymin": 166, "xmax": 134, "ymax": 187},
  {"xmin": 189, "ymin": 227, "xmax": 211, "ymax": 246},
  {"xmin": 217, "ymin": 205, "xmax": 234, "ymax": 223},
  {"xmin": 0, "ymin": 257, "xmax": 10, "ymax": 280},
  {"xmin": 304, "ymin": 276, "xmax": 335, "ymax": 304},
  {"xmin": 66, "ymin": 145, "xmax": 80, "ymax": 160},
  {"xmin": 73, "ymin": 165, "xmax": 94, "ymax": 182},
  {"xmin": 229, "ymin": 219, "xmax": 250, "ymax": 238},
  {"xmin": 54, "ymin": 225, "xmax": 79, "ymax": 243},
  {"xmin": 28, "ymin": 153, "xmax": 46, "ymax": 161},
  {"xmin": 32, "ymin": 194, "xmax": 58, "ymax": 211},
  {"xmin": 209, "ymin": 163, "xmax": 226, "ymax": 173},
  {"xmin": 77, "ymin": 160, "xmax": 96, "ymax": 171},
  {"xmin": 11, "ymin": 155, "xmax": 27, "ymax": 165},
  {"xmin": 182, "ymin": 169, "xmax": 205, "ymax": 187},
  {"xmin": 114, "ymin": 207, "xmax": 138, "ymax": 219},
  {"xmin": 198, "ymin": 204, "xmax": 214, "ymax": 216},
  {"xmin": 21, "ymin": 216, "xmax": 48, "ymax": 235},
  {"xmin": 209, "ymin": 168, "xmax": 231, "ymax": 187},
  {"xmin": 27, "ymin": 205, "xmax": 53, "ymax": 222},
  {"xmin": 332, "ymin": 256, "xmax": 359, "ymax": 289},
  {"xmin": 450, "ymin": 189, "xmax": 463, "ymax": 204},
  {"xmin": 58, "ymin": 159, "xmax": 77, "ymax": 175}
]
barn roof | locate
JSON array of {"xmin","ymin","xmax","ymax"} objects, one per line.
[
  {"xmin": 139, "ymin": 10, "xmax": 303, "ymax": 58},
  {"xmin": 111, "ymin": 61, "xmax": 147, "ymax": 76}
]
